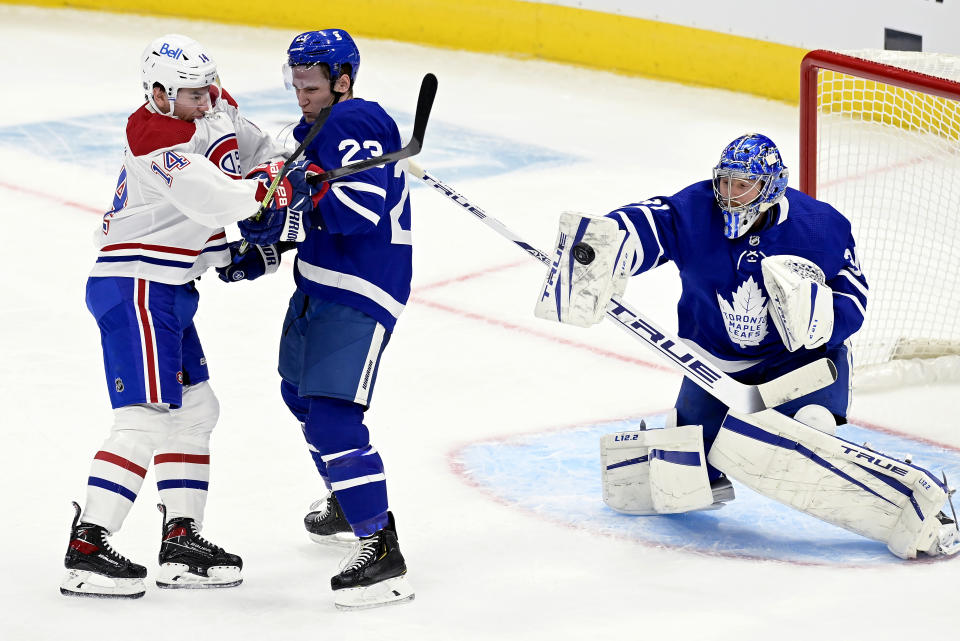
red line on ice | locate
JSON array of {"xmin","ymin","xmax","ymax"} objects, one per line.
[
  {"xmin": 0, "ymin": 180, "xmax": 104, "ymax": 214},
  {"xmin": 410, "ymin": 295, "xmax": 672, "ymax": 372}
]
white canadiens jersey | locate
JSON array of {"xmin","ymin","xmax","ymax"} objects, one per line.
[{"xmin": 91, "ymin": 88, "xmax": 287, "ymax": 284}]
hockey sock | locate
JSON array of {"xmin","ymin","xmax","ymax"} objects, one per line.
[
  {"xmin": 306, "ymin": 396, "xmax": 388, "ymax": 537},
  {"xmin": 281, "ymin": 378, "xmax": 332, "ymax": 486},
  {"xmin": 82, "ymin": 418, "xmax": 156, "ymax": 533},
  {"xmin": 156, "ymin": 382, "xmax": 217, "ymax": 524}
]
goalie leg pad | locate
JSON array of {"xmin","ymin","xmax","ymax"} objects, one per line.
[
  {"xmin": 707, "ymin": 409, "xmax": 949, "ymax": 558},
  {"xmin": 535, "ymin": 212, "xmax": 635, "ymax": 327},
  {"xmin": 602, "ymin": 424, "xmax": 716, "ymax": 515}
]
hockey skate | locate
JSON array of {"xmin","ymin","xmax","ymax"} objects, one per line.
[
  {"xmin": 304, "ymin": 493, "xmax": 357, "ymax": 546},
  {"xmin": 922, "ymin": 512, "xmax": 960, "ymax": 558},
  {"xmin": 60, "ymin": 502, "xmax": 147, "ymax": 599},
  {"xmin": 155, "ymin": 503, "xmax": 243, "ymax": 589},
  {"xmin": 707, "ymin": 475, "xmax": 736, "ymax": 509},
  {"xmin": 331, "ymin": 512, "xmax": 414, "ymax": 610}
]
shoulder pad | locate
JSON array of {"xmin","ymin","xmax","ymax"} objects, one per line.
[
  {"xmin": 212, "ymin": 85, "xmax": 239, "ymax": 108},
  {"xmin": 126, "ymin": 105, "xmax": 196, "ymax": 156}
]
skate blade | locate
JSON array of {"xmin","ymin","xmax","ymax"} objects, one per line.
[
  {"xmin": 333, "ymin": 575, "xmax": 415, "ymax": 610},
  {"xmin": 309, "ymin": 531, "xmax": 358, "ymax": 547},
  {"xmin": 60, "ymin": 570, "xmax": 145, "ymax": 599},
  {"xmin": 156, "ymin": 563, "xmax": 243, "ymax": 589}
]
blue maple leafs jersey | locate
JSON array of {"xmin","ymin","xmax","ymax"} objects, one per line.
[
  {"xmin": 607, "ymin": 181, "xmax": 868, "ymax": 369},
  {"xmin": 293, "ymin": 99, "xmax": 412, "ymax": 331}
]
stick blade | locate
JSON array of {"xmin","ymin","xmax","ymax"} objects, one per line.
[
  {"xmin": 410, "ymin": 73, "xmax": 438, "ymax": 152},
  {"xmin": 757, "ymin": 358, "xmax": 838, "ymax": 409}
]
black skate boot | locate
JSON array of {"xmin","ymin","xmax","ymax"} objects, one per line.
[
  {"xmin": 156, "ymin": 503, "xmax": 243, "ymax": 589},
  {"xmin": 60, "ymin": 501, "xmax": 147, "ymax": 599},
  {"xmin": 330, "ymin": 512, "xmax": 414, "ymax": 610},
  {"xmin": 304, "ymin": 493, "xmax": 357, "ymax": 546}
]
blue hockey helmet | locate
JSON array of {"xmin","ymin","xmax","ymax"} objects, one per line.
[
  {"xmin": 712, "ymin": 133, "xmax": 789, "ymax": 239},
  {"xmin": 283, "ymin": 29, "xmax": 360, "ymax": 90}
]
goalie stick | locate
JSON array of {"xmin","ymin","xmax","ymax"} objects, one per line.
[
  {"xmin": 407, "ymin": 160, "xmax": 838, "ymax": 413},
  {"xmin": 239, "ymin": 73, "xmax": 437, "ymax": 255}
]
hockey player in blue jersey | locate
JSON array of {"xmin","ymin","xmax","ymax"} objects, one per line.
[
  {"xmin": 537, "ymin": 133, "xmax": 959, "ymax": 559},
  {"xmin": 221, "ymin": 29, "xmax": 414, "ymax": 608}
]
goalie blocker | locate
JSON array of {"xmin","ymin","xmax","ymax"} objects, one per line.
[{"xmin": 602, "ymin": 409, "xmax": 959, "ymax": 559}]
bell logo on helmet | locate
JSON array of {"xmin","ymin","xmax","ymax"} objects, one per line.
[
  {"xmin": 158, "ymin": 42, "xmax": 184, "ymax": 60},
  {"xmin": 142, "ymin": 34, "xmax": 219, "ymax": 117}
]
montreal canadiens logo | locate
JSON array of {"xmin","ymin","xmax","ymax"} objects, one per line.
[{"xmin": 205, "ymin": 133, "xmax": 241, "ymax": 179}]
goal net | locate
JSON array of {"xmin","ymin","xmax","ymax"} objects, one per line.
[{"xmin": 800, "ymin": 49, "xmax": 960, "ymax": 389}]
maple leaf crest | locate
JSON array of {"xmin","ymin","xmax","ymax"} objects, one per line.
[{"xmin": 716, "ymin": 276, "xmax": 769, "ymax": 347}]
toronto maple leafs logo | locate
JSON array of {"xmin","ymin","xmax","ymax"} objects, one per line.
[{"xmin": 717, "ymin": 276, "xmax": 768, "ymax": 347}]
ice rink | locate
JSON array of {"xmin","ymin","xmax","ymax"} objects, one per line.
[{"xmin": 1, "ymin": 6, "xmax": 958, "ymax": 640}]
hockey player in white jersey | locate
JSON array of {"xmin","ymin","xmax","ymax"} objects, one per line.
[
  {"xmin": 60, "ymin": 34, "xmax": 319, "ymax": 598},
  {"xmin": 536, "ymin": 133, "xmax": 959, "ymax": 559}
]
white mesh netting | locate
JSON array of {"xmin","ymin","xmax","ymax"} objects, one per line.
[{"xmin": 812, "ymin": 49, "xmax": 960, "ymax": 388}]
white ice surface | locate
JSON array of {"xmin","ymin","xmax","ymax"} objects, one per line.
[{"xmin": 1, "ymin": 6, "xmax": 958, "ymax": 640}]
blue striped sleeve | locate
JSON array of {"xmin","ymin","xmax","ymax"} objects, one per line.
[
  {"xmin": 829, "ymin": 237, "xmax": 869, "ymax": 341},
  {"xmin": 606, "ymin": 198, "xmax": 676, "ymax": 275}
]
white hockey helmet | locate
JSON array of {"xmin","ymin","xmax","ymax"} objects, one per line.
[{"xmin": 141, "ymin": 34, "xmax": 219, "ymax": 117}]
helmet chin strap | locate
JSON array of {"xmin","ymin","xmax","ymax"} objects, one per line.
[
  {"xmin": 328, "ymin": 71, "xmax": 353, "ymax": 106},
  {"xmin": 146, "ymin": 90, "xmax": 177, "ymax": 118}
]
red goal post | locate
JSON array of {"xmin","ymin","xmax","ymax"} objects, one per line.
[{"xmin": 799, "ymin": 49, "xmax": 960, "ymax": 389}]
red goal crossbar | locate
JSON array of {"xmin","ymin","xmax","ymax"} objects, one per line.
[{"xmin": 799, "ymin": 49, "xmax": 960, "ymax": 198}]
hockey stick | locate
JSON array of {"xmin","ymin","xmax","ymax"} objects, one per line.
[
  {"xmin": 236, "ymin": 106, "xmax": 334, "ymax": 256},
  {"xmin": 407, "ymin": 160, "xmax": 838, "ymax": 413},
  {"xmin": 943, "ymin": 472, "xmax": 959, "ymax": 533},
  {"xmin": 306, "ymin": 72, "xmax": 437, "ymax": 186},
  {"xmin": 239, "ymin": 73, "xmax": 437, "ymax": 255}
]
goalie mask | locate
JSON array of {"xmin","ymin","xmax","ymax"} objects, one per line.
[
  {"xmin": 283, "ymin": 29, "xmax": 360, "ymax": 93},
  {"xmin": 712, "ymin": 133, "xmax": 789, "ymax": 239},
  {"xmin": 141, "ymin": 34, "xmax": 219, "ymax": 118}
]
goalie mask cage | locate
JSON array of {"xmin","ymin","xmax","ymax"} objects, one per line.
[{"xmin": 800, "ymin": 49, "xmax": 960, "ymax": 389}]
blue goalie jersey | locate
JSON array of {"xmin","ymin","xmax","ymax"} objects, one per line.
[
  {"xmin": 293, "ymin": 98, "xmax": 412, "ymax": 331},
  {"xmin": 607, "ymin": 181, "xmax": 869, "ymax": 370}
]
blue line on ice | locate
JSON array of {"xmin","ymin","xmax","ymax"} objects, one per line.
[{"xmin": 454, "ymin": 414, "xmax": 960, "ymax": 565}]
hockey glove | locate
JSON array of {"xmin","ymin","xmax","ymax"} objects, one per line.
[
  {"xmin": 240, "ymin": 160, "xmax": 328, "ymax": 245},
  {"xmin": 534, "ymin": 212, "xmax": 636, "ymax": 327},
  {"xmin": 761, "ymin": 254, "xmax": 834, "ymax": 351},
  {"xmin": 216, "ymin": 240, "xmax": 280, "ymax": 283}
]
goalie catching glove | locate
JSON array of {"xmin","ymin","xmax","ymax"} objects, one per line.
[
  {"xmin": 761, "ymin": 254, "xmax": 834, "ymax": 352},
  {"xmin": 535, "ymin": 212, "xmax": 636, "ymax": 327},
  {"xmin": 239, "ymin": 160, "xmax": 328, "ymax": 245}
]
